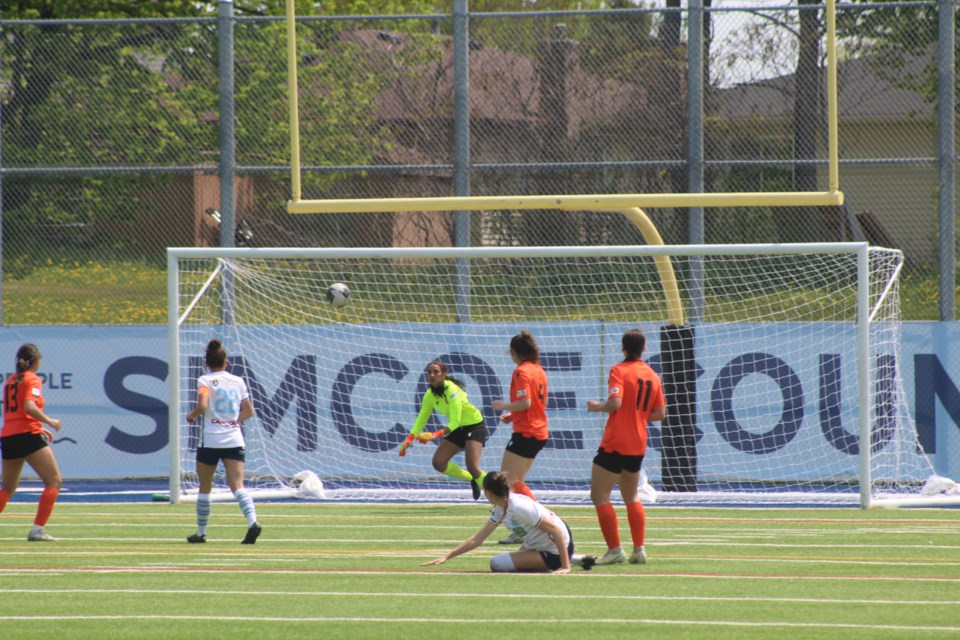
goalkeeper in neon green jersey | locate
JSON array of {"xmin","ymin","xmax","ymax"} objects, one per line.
[{"xmin": 400, "ymin": 360, "xmax": 488, "ymax": 499}]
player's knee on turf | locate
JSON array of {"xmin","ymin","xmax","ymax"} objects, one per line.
[{"xmin": 490, "ymin": 552, "xmax": 516, "ymax": 572}]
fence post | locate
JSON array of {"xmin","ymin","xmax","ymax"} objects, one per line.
[
  {"xmin": 453, "ymin": 0, "xmax": 471, "ymax": 321},
  {"xmin": 218, "ymin": 0, "xmax": 236, "ymax": 325},
  {"xmin": 0, "ymin": 5, "xmax": 5, "ymax": 326},
  {"xmin": 687, "ymin": 0, "xmax": 705, "ymax": 324},
  {"xmin": 938, "ymin": 0, "xmax": 955, "ymax": 321}
]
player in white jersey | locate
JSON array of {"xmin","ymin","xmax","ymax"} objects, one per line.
[
  {"xmin": 184, "ymin": 339, "xmax": 261, "ymax": 545},
  {"xmin": 422, "ymin": 471, "xmax": 596, "ymax": 573}
]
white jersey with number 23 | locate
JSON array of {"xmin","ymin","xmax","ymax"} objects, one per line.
[{"xmin": 196, "ymin": 370, "xmax": 250, "ymax": 449}]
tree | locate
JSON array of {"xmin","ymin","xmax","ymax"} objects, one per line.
[
  {"xmin": 1, "ymin": 1, "xmax": 217, "ymax": 255},
  {"xmin": 0, "ymin": 0, "xmax": 421, "ymax": 251}
]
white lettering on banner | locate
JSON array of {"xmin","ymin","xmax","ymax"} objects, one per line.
[
  {"xmin": 1, "ymin": 372, "xmax": 73, "ymax": 389},
  {"xmin": 0, "ymin": 323, "xmax": 956, "ymax": 480}
]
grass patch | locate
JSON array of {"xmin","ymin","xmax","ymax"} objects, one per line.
[
  {"xmin": 0, "ymin": 255, "xmax": 953, "ymax": 324},
  {"xmin": 3, "ymin": 257, "xmax": 167, "ymax": 324}
]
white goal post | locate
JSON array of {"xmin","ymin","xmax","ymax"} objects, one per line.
[{"xmin": 167, "ymin": 242, "xmax": 956, "ymax": 508}]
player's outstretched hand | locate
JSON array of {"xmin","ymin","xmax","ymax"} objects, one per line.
[
  {"xmin": 422, "ymin": 555, "xmax": 447, "ymax": 566},
  {"xmin": 499, "ymin": 412, "xmax": 512, "ymax": 424},
  {"xmin": 399, "ymin": 433, "xmax": 415, "ymax": 456},
  {"xmin": 551, "ymin": 567, "xmax": 571, "ymax": 575}
]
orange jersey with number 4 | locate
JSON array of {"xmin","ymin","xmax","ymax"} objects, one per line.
[
  {"xmin": 2, "ymin": 371, "xmax": 45, "ymax": 437},
  {"xmin": 600, "ymin": 360, "xmax": 664, "ymax": 456},
  {"xmin": 509, "ymin": 360, "xmax": 548, "ymax": 440}
]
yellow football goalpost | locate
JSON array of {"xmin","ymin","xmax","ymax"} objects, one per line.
[
  {"xmin": 282, "ymin": 0, "xmax": 844, "ymax": 327},
  {"xmin": 168, "ymin": 0, "xmax": 960, "ymax": 507}
]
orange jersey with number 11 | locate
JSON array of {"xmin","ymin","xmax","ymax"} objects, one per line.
[{"xmin": 600, "ymin": 360, "xmax": 665, "ymax": 456}]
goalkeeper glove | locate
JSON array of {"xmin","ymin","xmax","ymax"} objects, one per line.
[
  {"xmin": 416, "ymin": 430, "xmax": 444, "ymax": 443},
  {"xmin": 399, "ymin": 433, "xmax": 415, "ymax": 457}
]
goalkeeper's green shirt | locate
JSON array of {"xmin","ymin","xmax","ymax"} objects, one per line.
[{"xmin": 411, "ymin": 379, "xmax": 484, "ymax": 435}]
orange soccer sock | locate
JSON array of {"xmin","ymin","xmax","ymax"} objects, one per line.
[
  {"xmin": 595, "ymin": 502, "xmax": 621, "ymax": 550},
  {"xmin": 625, "ymin": 500, "xmax": 646, "ymax": 548},
  {"xmin": 0, "ymin": 488, "xmax": 10, "ymax": 514},
  {"xmin": 34, "ymin": 487, "xmax": 60, "ymax": 527},
  {"xmin": 511, "ymin": 481, "xmax": 537, "ymax": 501}
]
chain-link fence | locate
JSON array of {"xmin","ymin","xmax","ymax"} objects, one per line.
[{"xmin": 1, "ymin": 2, "xmax": 956, "ymax": 323}]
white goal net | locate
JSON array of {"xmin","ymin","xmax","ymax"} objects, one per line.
[{"xmin": 167, "ymin": 243, "xmax": 953, "ymax": 507}]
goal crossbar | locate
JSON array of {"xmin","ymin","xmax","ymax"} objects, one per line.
[
  {"xmin": 166, "ymin": 242, "xmax": 865, "ymax": 261},
  {"xmin": 286, "ymin": 191, "xmax": 844, "ymax": 215}
]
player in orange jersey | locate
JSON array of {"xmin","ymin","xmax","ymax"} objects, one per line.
[
  {"xmin": 492, "ymin": 329, "xmax": 549, "ymax": 524},
  {"xmin": 0, "ymin": 344, "xmax": 63, "ymax": 541},
  {"xmin": 587, "ymin": 328, "xmax": 666, "ymax": 566}
]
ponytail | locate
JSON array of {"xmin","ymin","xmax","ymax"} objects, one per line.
[{"xmin": 14, "ymin": 344, "xmax": 40, "ymax": 383}]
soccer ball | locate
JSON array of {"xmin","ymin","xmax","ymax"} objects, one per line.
[{"xmin": 326, "ymin": 282, "xmax": 351, "ymax": 307}]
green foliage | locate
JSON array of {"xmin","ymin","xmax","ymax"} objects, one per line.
[
  {"xmin": 0, "ymin": 1, "xmax": 209, "ymax": 20},
  {"xmin": 0, "ymin": 0, "xmax": 427, "ymax": 253},
  {"xmin": 837, "ymin": 1, "xmax": 940, "ymax": 104}
]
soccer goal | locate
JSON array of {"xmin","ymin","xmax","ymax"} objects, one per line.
[{"xmin": 167, "ymin": 243, "xmax": 954, "ymax": 507}]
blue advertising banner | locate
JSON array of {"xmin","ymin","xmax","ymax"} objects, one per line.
[{"xmin": 2, "ymin": 323, "xmax": 958, "ymax": 481}]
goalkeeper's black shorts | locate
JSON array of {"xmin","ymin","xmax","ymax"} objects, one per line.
[{"xmin": 446, "ymin": 422, "xmax": 487, "ymax": 448}]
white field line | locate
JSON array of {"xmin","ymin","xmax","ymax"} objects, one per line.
[
  {"xmin": 3, "ymin": 588, "xmax": 959, "ymax": 607},
  {"xmin": 6, "ymin": 567, "xmax": 960, "ymax": 582},
  {"xmin": 1, "ymin": 546, "xmax": 958, "ymax": 568},
  {"xmin": 2, "ymin": 533, "xmax": 959, "ymax": 552},
  {"xmin": 8, "ymin": 507, "xmax": 960, "ymax": 526},
  {"xmin": 0, "ymin": 614, "xmax": 956, "ymax": 633},
  {"xmin": 6, "ymin": 521, "xmax": 957, "ymax": 537}
]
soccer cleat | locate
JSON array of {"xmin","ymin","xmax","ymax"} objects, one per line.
[
  {"xmin": 629, "ymin": 547, "xmax": 647, "ymax": 565},
  {"xmin": 470, "ymin": 478, "xmax": 481, "ymax": 500},
  {"xmin": 597, "ymin": 547, "xmax": 627, "ymax": 565},
  {"xmin": 579, "ymin": 555, "xmax": 597, "ymax": 571},
  {"xmin": 186, "ymin": 533, "xmax": 206, "ymax": 544},
  {"xmin": 27, "ymin": 529, "xmax": 56, "ymax": 542},
  {"xmin": 241, "ymin": 522, "xmax": 262, "ymax": 545},
  {"xmin": 498, "ymin": 532, "xmax": 523, "ymax": 545}
]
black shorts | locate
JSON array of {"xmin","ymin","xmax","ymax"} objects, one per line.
[
  {"xmin": 445, "ymin": 422, "xmax": 487, "ymax": 448},
  {"xmin": 196, "ymin": 446, "xmax": 246, "ymax": 466},
  {"xmin": 539, "ymin": 520, "xmax": 575, "ymax": 570},
  {"xmin": 505, "ymin": 433, "xmax": 548, "ymax": 460},
  {"xmin": 1, "ymin": 432, "xmax": 49, "ymax": 460},
  {"xmin": 593, "ymin": 447, "xmax": 644, "ymax": 474}
]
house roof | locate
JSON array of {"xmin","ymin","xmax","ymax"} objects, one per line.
[
  {"xmin": 337, "ymin": 29, "xmax": 643, "ymax": 135},
  {"xmin": 716, "ymin": 51, "xmax": 933, "ymax": 119}
]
